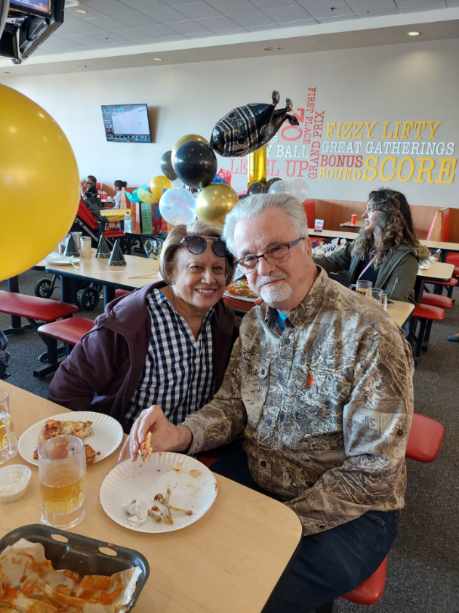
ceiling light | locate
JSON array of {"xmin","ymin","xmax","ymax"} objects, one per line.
[
  {"xmin": 407, "ymin": 31, "xmax": 420, "ymax": 37},
  {"xmin": 152, "ymin": 57, "xmax": 163, "ymax": 62}
]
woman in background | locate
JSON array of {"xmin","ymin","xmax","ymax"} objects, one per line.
[{"xmin": 314, "ymin": 188, "xmax": 419, "ymax": 302}]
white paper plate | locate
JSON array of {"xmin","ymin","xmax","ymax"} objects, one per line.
[
  {"xmin": 18, "ymin": 411, "xmax": 124, "ymax": 467},
  {"xmin": 46, "ymin": 256, "xmax": 80, "ymax": 266},
  {"xmin": 100, "ymin": 453, "xmax": 218, "ymax": 533}
]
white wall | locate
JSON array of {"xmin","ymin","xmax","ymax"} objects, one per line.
[{"xmin": 2, "ymin": 37, "xmax": 459, "ymax": 206}]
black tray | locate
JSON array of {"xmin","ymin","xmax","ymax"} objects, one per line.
[{"xmin": 0, "ymin": 524, "xmax": 150, "ymax": 610}]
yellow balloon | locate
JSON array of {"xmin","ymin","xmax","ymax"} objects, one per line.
[
  {"xmin": 0, "ymin": 84, "xmax": 79, "ymax": 281},
  {"xmin": 149, "ymin": 175, "xmax": 173, "ymax": 194},
  {"xmin": 172, "ymin": 133, "xmax": 208, "ymax": 167},
  {"xmin": 196, "ymin": 184, "xmax": 239, "ymax": 228},
  {"xmin": 138, "ymin": 188, "xmax": 156, "ymax": 204},
  {"xmin": 248, "ymin": 145, "xmax": 267, "ymax": 186}
]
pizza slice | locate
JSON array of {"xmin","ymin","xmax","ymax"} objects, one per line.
[
  {"xmin": 138, "ymin": 431, "xmax": 153, "ymax": 462},
  {"xmin": 42, "ymin": 419, "xmax": 93, "ymax": 440},
  {"xmin": 34, "ymin": 419, "xmax": 97, "ymax": 464}
]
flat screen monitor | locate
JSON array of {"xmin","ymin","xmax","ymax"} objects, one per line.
[
  {"xmin": 10, "ymin": 0, "xmax": 51, "ymax": 17},
  {"xmin": 101, "ymin": 104, "xmax": 152, "ymax": 144}
]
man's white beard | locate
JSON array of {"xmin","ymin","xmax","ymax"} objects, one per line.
[{"xmin": 259, "ymin": 281, "xmax": 293, "ymax": 306}]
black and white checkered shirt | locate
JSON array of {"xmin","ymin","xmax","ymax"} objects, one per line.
[{"xmin": 126, "ymin": 288, "xmax": 215, "ymax": 428}]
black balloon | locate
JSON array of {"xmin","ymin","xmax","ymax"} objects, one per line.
[
  {"xmin": 160, "ymin": 150, "xmax": 177, "ymax": 181},
  {"xmin": 247, "ymin": 181, "xmax": 268, "ymax": 195},
  {"xmin": 173, "ymin": 141, "xmax": 217, "ymax": 189}
]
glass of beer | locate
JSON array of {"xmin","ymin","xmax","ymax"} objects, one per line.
[
  {"xmin": 355, "ymin": 280, "xmax": 373, "ymax": 297},
  {"xmin": 38, "ymin": 435, "xmax": 86, "ymax": 529},
  {"xmin": 0, "ymin": 391, "xmax": 18, "ymax": 465}
]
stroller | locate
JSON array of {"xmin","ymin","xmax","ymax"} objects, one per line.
[{"xmin": 33, "ymin": 199, "xmax": 125, "ymax": 311}]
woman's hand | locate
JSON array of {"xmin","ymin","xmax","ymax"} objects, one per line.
[{"xmin": 118, "ymin": 405, "xmax": 192, "ymax": 462}]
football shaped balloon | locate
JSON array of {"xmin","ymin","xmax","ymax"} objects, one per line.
[{"xmin": 210, "ymin": 90, "xmax": 299, "ymax": 157}]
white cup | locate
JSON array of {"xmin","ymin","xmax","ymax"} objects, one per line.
[{"xmin": 314, "ymin": 218, "xmax": 324, "ymax": 232}]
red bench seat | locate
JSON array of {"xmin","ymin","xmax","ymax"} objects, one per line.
[
  {"xmin": 34, "ymin": 316, "xmax": 93, "ymax": 378},
  {"xmin": 0, "ymin": 290, "xmax": 77, "ymax": 322}
]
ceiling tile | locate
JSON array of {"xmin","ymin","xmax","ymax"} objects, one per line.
[
  {"xmin": 395, "ymin": 0, "xmax": 446, "ymax": 9},
  {"xmin": 260, "ymin": 3, "xmax": 314, "ymax": 21},
  {"xmin": 119, "ymin": 0, "xmax": 188, "ymax": 22},
  {"xmin": 169, "ymin": 1, "xmax": 223, "ymax": 18},
  {"xmin": 169, "ymin": 19, "xmax": 214, "ymax": 35},
  {"xmin": 195, "ymin": 16, "xmax": 246, "ymax": 34},
  {"xmin": 295, "ymin": 0, "xmax": 356, "ymax": 20},
  {"xmin": 345, "ymin": 0, "xmax": 399, "ymax": 16}
]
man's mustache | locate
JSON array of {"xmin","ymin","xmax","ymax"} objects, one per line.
[{"xmin": 256, "ymin": 274, "xmax": 287, "ymax": 290}]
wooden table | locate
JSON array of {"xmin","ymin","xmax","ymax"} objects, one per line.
[
  {"xmin": 45, "ymin": 250, "xmax": 161, "ymax": 304},
  {"xmin": 417, "ymin": 261, "xmax": 454, "ymax": 281},
  {"xmin": 387, "ymin": 300, "xmax": 414, "ymax": 327},
  {"xmin": 339, "ymin": 221, "xmax": 363, "ymax": 230},
  {"xmin": 308, "ymin": 228, "xmax": 459, "ymax": 258},
  {"xmin": 1, "ymin": 382, "xmax": 302, "ymax": 613}
]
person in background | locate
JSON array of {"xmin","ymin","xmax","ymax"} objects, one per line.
[
  {"xmin": 81, "ymin": 174, "xmax": 102, "ymax": 218},
  {"xmin": 82, "ymin": 175, "xmax": 98, "ymax": 198},
  {"xmin": 314, "ymin": 188, "xmax": 419, "ymax": 302},
  {"xmin": 122, "ymin": 193, "xmax": 414, "ymax": 612},
  {"xmin": 113, "ymin": 179, "xmax": 128, "ymax": 208},
  {"xmin": 48, "ymin": 221, "xmax": 239, "ymax": 433}
]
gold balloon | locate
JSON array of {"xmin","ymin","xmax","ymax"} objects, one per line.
[
  {"xmin": 0, "ymin": 84, "xmax": 79, "ymax": 281},
  {"xmin": 196, "ymin": 184, "xmax": 239, "ymax": 228},
  {"xmin": 248, "ymin": 145, "xmax": 267, "ymax": 186},
  {"xmin": 149, "ymin": 175, "xmax": 173, "ymax": 202},
  {"xmin": 172, "ymin": 133, "xmax": 208, "ymax": 167}
]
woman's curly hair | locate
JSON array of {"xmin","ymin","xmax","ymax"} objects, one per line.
[{"xmin": 352, "ymin": 188, "xmax": 420, "ymax": 265}]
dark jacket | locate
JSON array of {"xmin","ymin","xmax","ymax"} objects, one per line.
[
  {"xmin": 48, "ymin": 282, "xmax": 239, "ymax": 431},
  {"xmin": 314, "ymin": 243, "xmax": 418, "ymax": 302}
]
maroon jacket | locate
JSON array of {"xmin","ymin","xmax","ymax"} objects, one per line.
[{"xmin": 48, "ymin": 282, "xmax": 239, "ymax": 432}]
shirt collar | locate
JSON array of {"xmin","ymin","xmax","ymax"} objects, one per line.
[
  {"xmin": 262, "ymin": 267, "xmax": 328, "ymax": 330},
  {"xmin": 151, "ymin": 287, "xmax": 215, "ymax": 325}
]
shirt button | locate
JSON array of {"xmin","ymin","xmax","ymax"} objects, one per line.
[
  {"xmin": 259, "ymin": 367, "xmax": 267, "ymax": 377},
  {"xmin": 260, "ymin": 460, "xmax": 267, "ymax": 468},
  {"xmin": 397, "ymin": 429, "xmax": 404, "ymax": 436}
]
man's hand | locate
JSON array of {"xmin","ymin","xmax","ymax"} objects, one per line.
[{"xmin": 118, "ymin": 405, "xmax": 192, "ymax": 462}]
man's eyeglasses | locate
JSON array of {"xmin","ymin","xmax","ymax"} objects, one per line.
[
  {"xmin": 236, "ymin": 237, "xmax": 305, "ymax": 270},
  {"xmin": 180, "ymin": 235, "xmax": 230, "ymax": 259}
]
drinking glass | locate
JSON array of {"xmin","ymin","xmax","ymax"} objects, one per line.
[
  {"xmin": 370, "ymin": 288, "xmax": 388, "ymax": 310},
  {"xmin": 355, "ymin": 280, "xmax": 373, "ymax": 297},
  {"xmin": 0, "ymin": 391, "xmax": 18, "ymax": 465},
  {"xmin": 314, "ymin": 218, "xmax": 324, "ymax": 232},
  {"xmin": 80, "ymin": 236, "xmax": 92, "ymax": 259},
  {"xmin": 38, "ymin": 435, "xmax": 86, "ymax": 529}
]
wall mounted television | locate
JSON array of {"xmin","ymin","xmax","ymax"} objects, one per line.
[{"xmin": 101, "ymin": 104, "xmax": 152, "ymax": 144}]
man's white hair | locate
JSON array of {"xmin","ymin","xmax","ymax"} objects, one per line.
[{"xmin": 222, "ymin": 193, "xmax": 308, "ymax": 255}]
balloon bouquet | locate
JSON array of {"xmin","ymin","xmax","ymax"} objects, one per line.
[{"xmin": 159, "ymin": 89, "xmax": 307, "ymax": 229}]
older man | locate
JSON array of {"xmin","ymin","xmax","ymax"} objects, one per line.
[{"xmin": 125, "ymin": 193, "xmax": 414, "ymax": 611}]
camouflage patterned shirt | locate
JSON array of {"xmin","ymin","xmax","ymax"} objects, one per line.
[{"xmin": 184, "ymin": 268, "xmax": 414, "ymax": 535}]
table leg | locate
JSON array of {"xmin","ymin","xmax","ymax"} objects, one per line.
[
  {"xmin": 5, "ymin": 276, "xmax": 23, "ymax": 334},
  {"xmin": 60, "ymin": 276, "xmax": 79, "ymax": 305},
  {"xmin": 103, "ymin": 286, "xmax": 115, "ymax": 305}
]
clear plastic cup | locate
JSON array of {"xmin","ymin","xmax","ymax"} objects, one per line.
[
  {"xmin": 0, "ymin": 391, "xmax": 18, "ymax": 465},
  {"xmin": 370, "ymin": 288, "xmax": 388, "ymax": 310},
  {"xmin": 38, "ymin": 435, "xmax": 86, "ymax": 529}
]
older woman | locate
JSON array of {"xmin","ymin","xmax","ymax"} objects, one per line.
[
  {"xmin": 48, "ymin": 222, "xmax": 238, "ymax": 432},
  {"xmin": 314, "ymin": 188, "xmax": 419, "ymax": 302}
]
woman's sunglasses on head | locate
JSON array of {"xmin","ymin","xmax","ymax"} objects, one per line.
[{"xmin": 180, "ymin": 235, "xmax": 230, "ymax": 259}]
